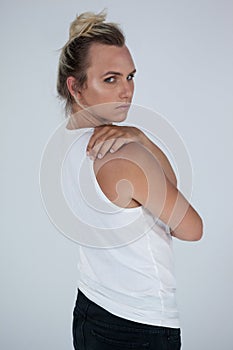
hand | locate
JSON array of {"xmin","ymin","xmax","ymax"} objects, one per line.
[{"xmin": 86, "ymin": 124, "xmax": 144, "ymax": 159}]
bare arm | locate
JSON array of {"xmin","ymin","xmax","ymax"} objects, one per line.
[
  {"xmin": 88, "ymin": 125, "xmax": 177, "ymax": 186},
  {"xmin": 94, "ymin": 142, "xmax": 203, "ymax": 241},
  {"xmin": 138, "ymin": 132, "xmax": 177, "ymax": 187}
]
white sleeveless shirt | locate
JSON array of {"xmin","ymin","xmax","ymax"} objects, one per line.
[{"xmin": 62, "ymin": 127, "xmax": 180, "ymax": 328}]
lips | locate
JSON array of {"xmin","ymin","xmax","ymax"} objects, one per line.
[{"xmin": 115, "ymin": 103, "xmax": 131, "ymax": 109}]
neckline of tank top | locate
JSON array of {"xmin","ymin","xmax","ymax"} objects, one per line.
[{"xmin": 64, "ymin": 126, "xmax": 94, "ymax": 134}]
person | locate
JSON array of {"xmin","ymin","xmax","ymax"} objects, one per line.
[{"xmin": 57, "ymin": 10, "xmax": 203, "ymax": 350}]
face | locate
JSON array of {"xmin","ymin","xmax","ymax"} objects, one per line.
[{"xmin": 75, "ymin": 43, "xmax": 136, "ymax": 124}]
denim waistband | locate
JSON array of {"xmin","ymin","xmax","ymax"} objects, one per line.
[{"xmin": 74, "ymin": 289, "xmax": 180, "ymax": 336}]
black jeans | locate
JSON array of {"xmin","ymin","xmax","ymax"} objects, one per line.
[{"xmin": 72, "ymin": 289, "xmax": 181, "ymax": 350}]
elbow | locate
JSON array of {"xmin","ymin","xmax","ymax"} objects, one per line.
[
  {"xmin": 188, "ymin": 217, "xmax": 204, "ymax": 241},
  {"xmin": 190, "ymin": 233, "xmax": 203, "ymax": 242},
  {"xmin": 172, "ymin": 217, "xmax": 204, "ymax": 241}
]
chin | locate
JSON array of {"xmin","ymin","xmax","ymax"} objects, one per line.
[
  {"xmin": 89, "ymin": 103, "xmax": 130, "ymax": 124},
  {"xmin": 115, "ymin": 111, "xmax": 129, "ymax": 121},
  {"xmin": 111, "ymin": 108, "xmax": 130, "ymax": 122}
]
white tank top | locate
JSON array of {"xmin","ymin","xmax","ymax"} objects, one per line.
[{"xmin": 62, "ymin": 127, "xmax": 180, "ymax": 328}]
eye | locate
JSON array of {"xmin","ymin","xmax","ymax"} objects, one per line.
[
  {"xmin": 104, "ymin": 76, "xmax": 116, "ymax": 83},
  {"xmin": 127, "ymin": 73, "xmax": 135, "ymax": 81}
]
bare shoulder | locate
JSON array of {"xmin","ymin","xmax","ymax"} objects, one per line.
[
  {"xmin": 93, "ymin": 142, "xmax": 153, "ymax": 208},
  {"xmin": 93, "ymin": 142, "xmax": 151, "ymax": 171},
  {"xmin": 93, "ymin": 142, "xmax": 203, "ymax": 241},
  {"xmin": 93, "ymin": 142, "xmax": 159, "ymax": 183}
]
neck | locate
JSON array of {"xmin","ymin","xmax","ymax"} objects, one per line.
[{"xmin": 66, "ymin": 104, "xmax": 111, "ymax": 130}]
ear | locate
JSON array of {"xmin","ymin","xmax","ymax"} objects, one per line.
[{"xmin": 66, "ymin": 76, "xmax": 79, "ymax": 97}]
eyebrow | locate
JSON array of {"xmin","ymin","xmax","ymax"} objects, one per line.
[{"xmin": 101, "ymin": 69, "xmax": 137, "ymax": 77}]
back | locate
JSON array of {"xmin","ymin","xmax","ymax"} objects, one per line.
[{"xmin": 62, "ymin": 127, "xmax": 180, "ymax": 328}]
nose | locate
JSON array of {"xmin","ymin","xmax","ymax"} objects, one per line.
[{"xmin": 119, "ymin": 80, "xmax": 134, "ymax": 101}]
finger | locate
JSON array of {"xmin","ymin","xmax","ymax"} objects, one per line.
[
  {"xmin": 87, "ymin": 126, "xmax": 118, "ymax": 153},
  {"xmin": 88, "ymin": 140, "xmax": 104, "ymax": 159},
  {"xmin": 86, "ymin": 131, "xmax": 103, "ymax": 154},
  {"xmin": 109, "ymin": 138, "xmax": 131, "ymax": 153},
  {"xmin": 94, "ymin": 139, "xmax": 116, "ymax": 159}
]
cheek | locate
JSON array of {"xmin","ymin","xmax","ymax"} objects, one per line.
[
  {"xmin": 88, "ymin": 80, "xmax": 117, "ymax": 103},
  {"xmin": 129, "ymin": 80, "xmax": 135, "ymax": 95}
]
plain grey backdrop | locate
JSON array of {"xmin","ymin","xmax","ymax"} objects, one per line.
[{"xmin": 1, "ymin": 0, "xmax": 233, "ymax": 349}]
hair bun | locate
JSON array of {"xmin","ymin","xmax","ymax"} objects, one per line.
[{"xmin": 69, "ymin": 10, "xmax": 107, "ymax": 40}]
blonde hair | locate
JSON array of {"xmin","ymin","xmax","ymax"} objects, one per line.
[{"xmin": 57, "ymin": 10, "xmax": 125, "ymax": 115}]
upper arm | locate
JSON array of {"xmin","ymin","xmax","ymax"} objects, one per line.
[{"xmin": 94, "ymin": 142, "xmax": 203, "ymax": 241}]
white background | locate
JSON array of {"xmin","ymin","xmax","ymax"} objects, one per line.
[{"xmin": 1, "ymin": 0, "xmax": 233, "ymax": 349}]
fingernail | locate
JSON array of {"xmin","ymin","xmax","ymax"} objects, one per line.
[
  {"xmin": 97, "ymin": 153, "xmax": 102, "ymax": 159},
  {"xmin": 110, "ymin": 149, "xmax": 114, "ymax": 153}
]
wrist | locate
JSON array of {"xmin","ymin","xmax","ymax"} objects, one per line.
[
  {"xmin": 138, "ymin": 130, "xmax": 152, "ymax": 151},
  {"xmin": 136, "ymin": 128, "xmax": 148, "ymax": 146}
]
